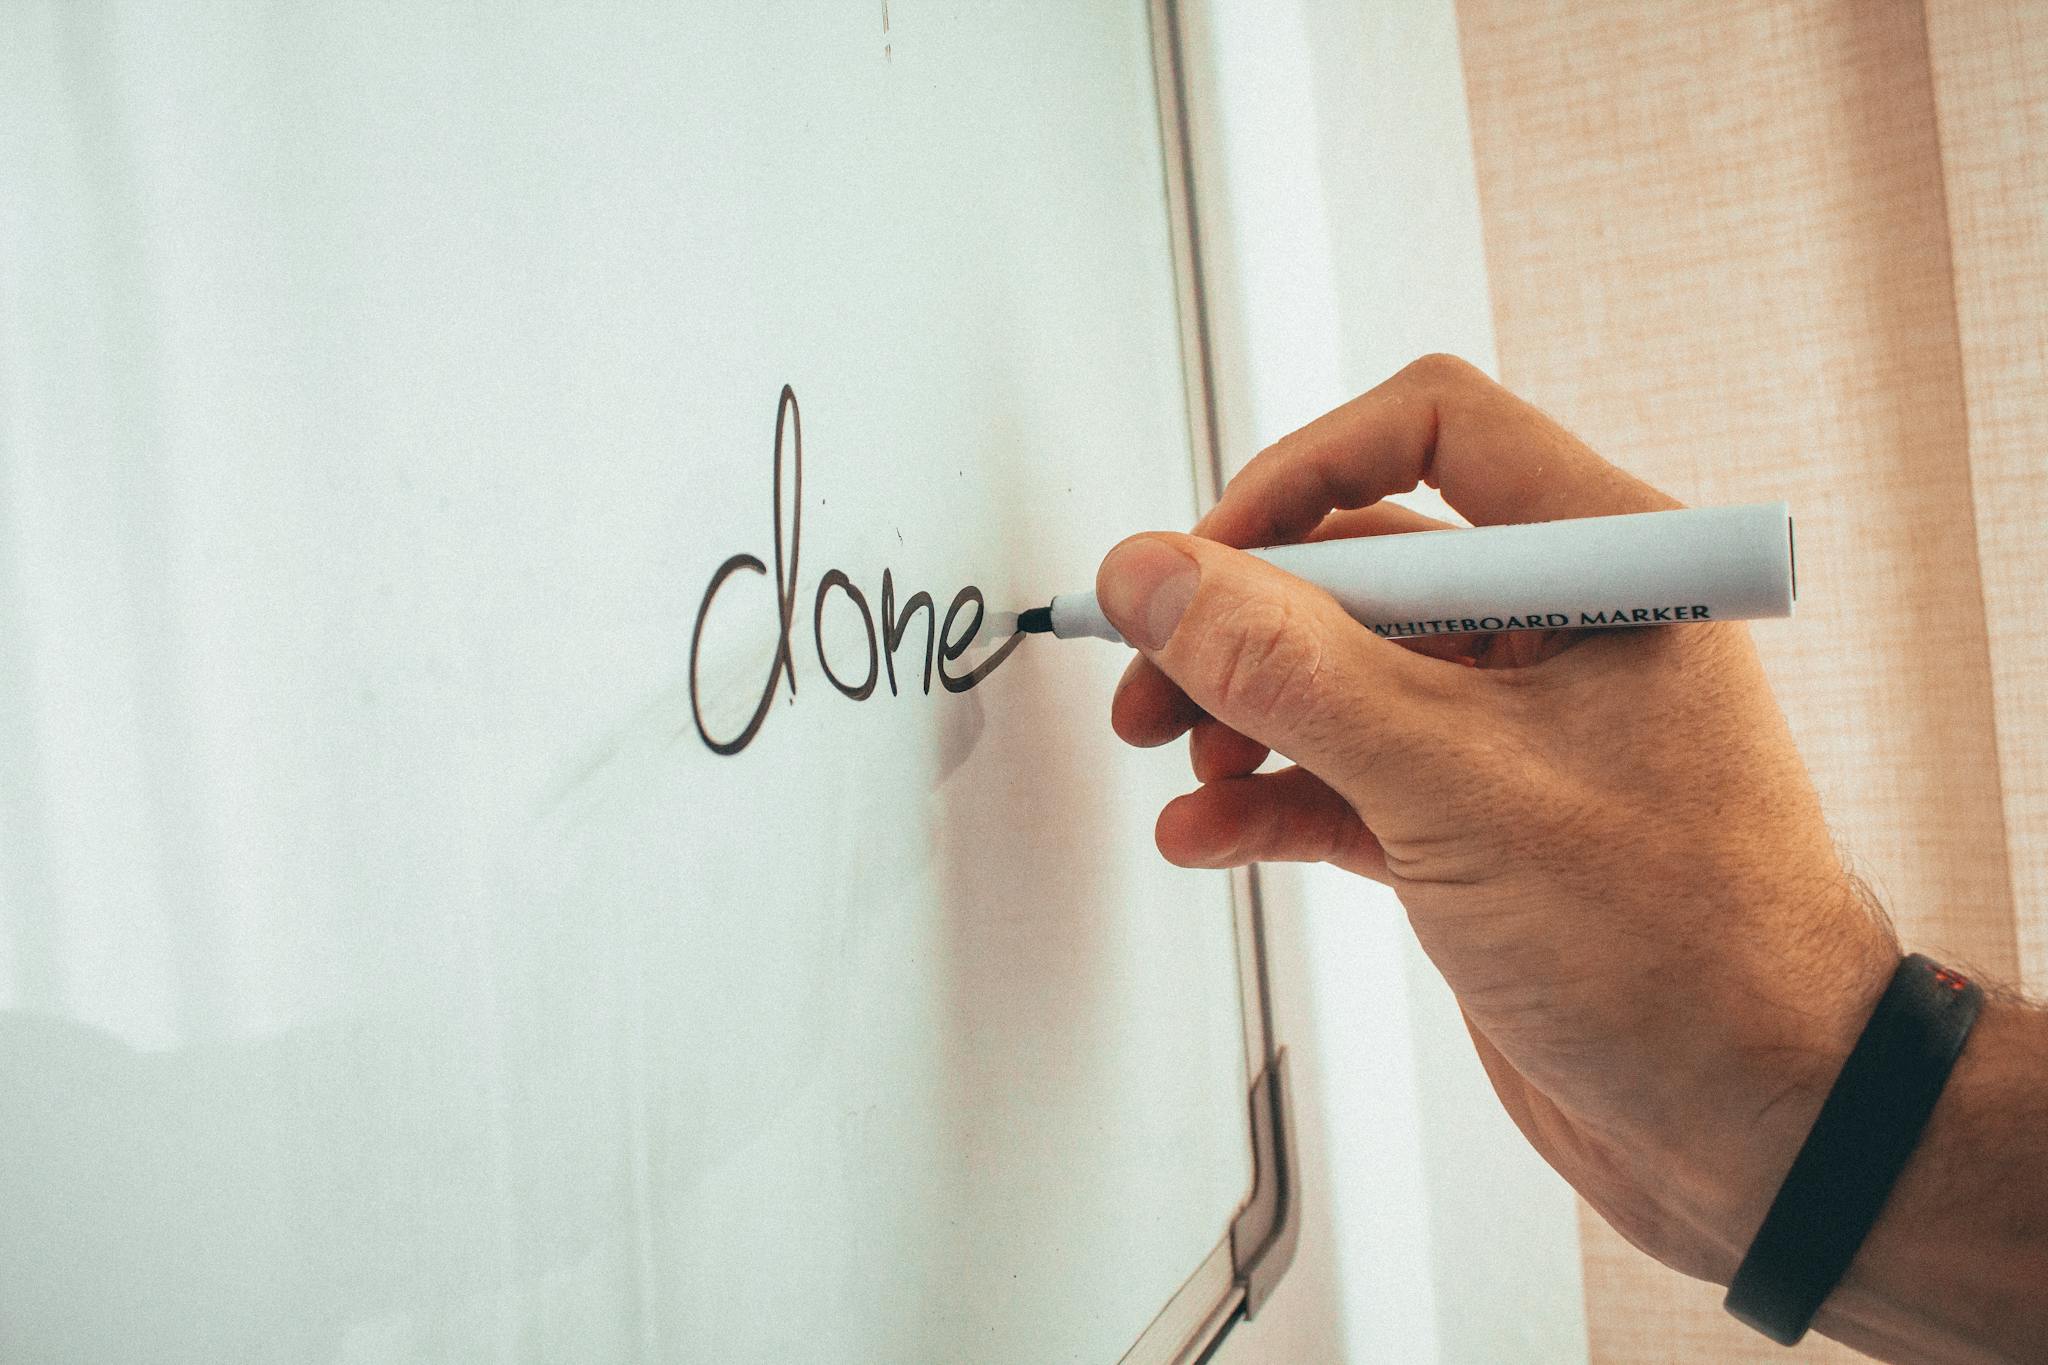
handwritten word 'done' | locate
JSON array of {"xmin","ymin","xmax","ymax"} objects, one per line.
[{"xmin": 688, "ymin": 386, "xmax": 1025, "ymax": 756}]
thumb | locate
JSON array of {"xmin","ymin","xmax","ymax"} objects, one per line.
[{"xmin": 1095, "ymin": 532, "xmax": 1458, "ymax": 802}]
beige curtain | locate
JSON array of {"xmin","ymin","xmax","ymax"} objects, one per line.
[{"xmin": 1451, "ymin": 0, "xmax": 2047, "ymax": 1358}]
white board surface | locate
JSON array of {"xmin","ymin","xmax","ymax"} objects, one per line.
[{"xmin": 0, "ymin": 4, "xmax": 1256, "ymax": 1362}]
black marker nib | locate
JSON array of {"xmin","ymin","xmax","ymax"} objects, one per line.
[{"xmin": 1016, "ymin": 605, "xmax": 1054, "ymax": 635}]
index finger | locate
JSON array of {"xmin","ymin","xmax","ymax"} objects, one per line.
[{"xmin": 1193, "ymin": 354, "xmax": 1679, "ymax": 550}]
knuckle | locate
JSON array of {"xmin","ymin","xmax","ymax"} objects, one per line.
[
  {"xmin": 1202, "ymin": 595, "xmax": 1328, "ymax": 721},
  {"xmin": 1226, "ymin": 440, "xmax": 1288, "ymax": 491},
  {"xmin": 1403, "ymin": 351, "xmax": 1483, "ymax": 388}
]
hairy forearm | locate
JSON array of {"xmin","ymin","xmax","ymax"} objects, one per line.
[{"xmin": 1804, "ymin": 997, "xmax": 2048, "ymax": 1362}]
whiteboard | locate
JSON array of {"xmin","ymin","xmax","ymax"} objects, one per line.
[{"xmin": 0, "ymin": 3, "xmax": 1287, "ymax": 1362}]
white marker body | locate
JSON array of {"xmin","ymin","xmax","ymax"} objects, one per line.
[{"xmin": 1046, "ymin": 502, "xmax": 1795, "ymax": 644}]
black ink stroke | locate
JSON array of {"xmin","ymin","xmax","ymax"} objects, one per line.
[
  {"xmin": 936, "ymin": 587, "xmax": 1026, "ymax": 693},
  {"xmin": 689, "ymin": 386, "xmax": 1026, "ymax": 755},
  {"xmin": 688, "ymin": 385, "xmax": 804, "ymax": 756},
  {"xmin": 813, "ymin": 569, "xmax": 878, "ymax": 701},
  {"xmin": 880, "ymin": 569, "xmax": 936, "ymax": 697}
]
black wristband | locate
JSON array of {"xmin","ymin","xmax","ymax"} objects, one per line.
[{"xmin": 1723, "ymin": 953, "xmax": 1984, "ymax": 1345}]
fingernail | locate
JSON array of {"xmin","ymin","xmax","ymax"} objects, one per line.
[{"xmin": 1098, "ymin": 537, "xmax": 1199, "ymax": 651}]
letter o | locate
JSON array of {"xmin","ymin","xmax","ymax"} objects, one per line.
[{"xmin": 814, "ymin": 569, "xmax": 880, "ymax": 700}]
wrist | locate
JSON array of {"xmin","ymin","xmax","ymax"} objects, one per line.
[
  {"xmin": 1811, "ymin": 997, "xmax": 2048, "ymax": 1360},
  {"xmin": 1661, "ymin": 972, "xmax": 2048, "ymax": 1362},
  {"xmin": 1629, "ymin": 912, "xmax": 1902, "ymax": 1285}
]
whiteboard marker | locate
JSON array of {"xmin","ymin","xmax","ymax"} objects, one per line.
[{"xmin": 1013, "ymin": 502, "xmax": 1795, "ymax": 642}]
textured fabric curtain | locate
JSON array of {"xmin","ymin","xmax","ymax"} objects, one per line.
[{"xmin": 1451, "ymin": 0, "xmax": 2046, "ymax": 1358}]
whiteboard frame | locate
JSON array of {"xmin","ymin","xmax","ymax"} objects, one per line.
[{"xmin": 1118, "ymin": 4, "xmax": 1299, "ymax": 1362}]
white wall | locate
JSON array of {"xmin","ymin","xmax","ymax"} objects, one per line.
[{"xmin": 1176, "ymin": 3, "xmax": 1592, "ymax": 1360}]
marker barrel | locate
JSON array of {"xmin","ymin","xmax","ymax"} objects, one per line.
[{"xmin": 1048, "ymin": 502, "xmax": 1795, "ymax": 644}]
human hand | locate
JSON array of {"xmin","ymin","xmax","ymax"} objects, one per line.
[{"xmin": 1097, "ymin": 354, "xmax": 1900, "ymax": 1284}]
